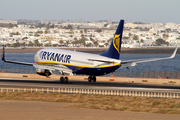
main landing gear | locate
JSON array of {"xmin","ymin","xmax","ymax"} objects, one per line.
[
  {"xmin": 60, "ymin": 76, "xmax": 68, "ymax": 83},
  {"xmin": 88, "ymin": 75, "xmax": 96, "ymax": 83}
]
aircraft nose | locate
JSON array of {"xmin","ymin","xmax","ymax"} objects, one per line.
[{"xmin": 34, "ymin": 53, "xmax": 39, "ymax": 62}]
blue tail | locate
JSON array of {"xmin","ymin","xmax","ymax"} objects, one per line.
[{"xmin": 101, "ymin": 20, "xmax": 124, "ymax": 59}]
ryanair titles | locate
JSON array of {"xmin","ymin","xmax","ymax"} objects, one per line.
[{"xmin": 39, "ymin": 51, "xmax": 71, "ymax": 63}]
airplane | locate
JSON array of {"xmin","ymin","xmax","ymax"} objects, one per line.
[{"xmin": 2, "ymin": 20, "xmax": 178, "ymax": 83}]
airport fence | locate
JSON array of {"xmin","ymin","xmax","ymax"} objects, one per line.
[
  {"xmin": 142, "ymin": 71, "xmax": 180, "ymax": 79},
  {"xmin": 0, "ymin": 87, "xmax": 180, "ymax": 99}
]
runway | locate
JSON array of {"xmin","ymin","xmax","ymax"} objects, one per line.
[{"xmin": 1, "ymin": 78, "xmax": 180, "ymax": 93}]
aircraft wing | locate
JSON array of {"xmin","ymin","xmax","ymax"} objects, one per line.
[
  {"xmin": 121, "ymin": 47, "xmax": 178, "ymax": 67},
  {"xmin": 2, "ymin": 47, "xmax": 72, "ymax": 74},
  {"xmin": 2, "ymin": 47, "xmax": 34, "ymax": 66},
  {"xmin": 33, "ymin": 64, "xmax": 73, "ymax": 74}
]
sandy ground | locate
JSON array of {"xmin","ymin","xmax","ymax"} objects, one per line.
[{"xmin": 0, "ymin": 100, "xmax": 180, "ymax": 120}]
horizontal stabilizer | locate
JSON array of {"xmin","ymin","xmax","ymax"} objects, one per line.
[{"xmin": 88, "ymin": 59, "xmax": 120, "ymax": 64}]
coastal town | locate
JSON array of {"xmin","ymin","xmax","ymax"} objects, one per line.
[{"xmin": 0, "ymin": 19, "xmax": 180, "ymax": 48}]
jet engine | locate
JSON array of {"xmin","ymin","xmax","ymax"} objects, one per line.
[{"xmin": 36, "ymin": 69, "xmax": 52, "ymax": 76}]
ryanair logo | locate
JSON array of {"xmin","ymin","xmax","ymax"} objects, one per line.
[
  {"xmin": 113, "ymin": 34, "xmax": 120, "ymax": 53},
  {"xmin": 39, "ymin": 51, "xmax": 71, "ymax": 63}
]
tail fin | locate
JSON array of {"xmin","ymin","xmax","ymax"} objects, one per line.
[{"xmin": 101, "ymin": 20, "xmax": 124, "ymax": 59}]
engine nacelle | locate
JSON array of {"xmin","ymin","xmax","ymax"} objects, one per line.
[{"xmin": 36, "ymin": 69, "xmax": 52, "ymax": 76}]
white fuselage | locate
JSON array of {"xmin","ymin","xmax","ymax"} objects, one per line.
[{"xmin": 34, "ymin": 48, "xmax": 121, "ymax": 75}]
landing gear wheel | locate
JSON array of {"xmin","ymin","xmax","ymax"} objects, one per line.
[
  {"xmin": 60, "ymin": 77, "xmax": 64, "ymax": 83},
  {"xmin": 88, "ymin": 76, "xmax": 96, "ymax": 83},
  {"xmin": 92, "ymin": 76, "xmax": 96, "ymax": 82},
  {"xmin": 60, "ymin": 76, "xmax": 69, "ymax": 83},
  {"xmin": 64, "ymin": 77, "xmax": 68, "ymax": 83},
  {"xmin": 88, "ymin": 76, "xmax": 92, "ymax": 82}
]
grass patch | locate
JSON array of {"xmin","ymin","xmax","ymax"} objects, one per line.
[
  {"xmin": 152, "ymin": 101, "xmax": 161, "ymax": 106},
  {"xmin": 0, "ymin": 92, "xmax": 180, "ymax": 114}
]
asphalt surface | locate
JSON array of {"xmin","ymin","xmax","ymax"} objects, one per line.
[{"xmin": 1, "ymin": 78, "xmax": 180, "ymax": 93}]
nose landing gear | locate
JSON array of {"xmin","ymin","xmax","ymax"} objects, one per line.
[
  {"xmin": 60, "ymin": 76, "xmax": 68, "ymax": 83},
  {"xmin": 59, "ymin": 71, "xmax": 69, "ymax": 83},
  {"xmin": 88, "ymin": 75, "xmax": 96, "ymax": 83}
]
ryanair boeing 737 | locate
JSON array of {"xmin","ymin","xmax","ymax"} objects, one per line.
[{"xmin": 2, "ymin": 20, "xmax": 178, "ymax": 83}]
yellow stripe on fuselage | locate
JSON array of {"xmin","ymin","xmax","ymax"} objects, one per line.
[
  {"xmin": 36, "ymin": 71, "xmax": 45, "ymax": 73},
  {"xmin": 36, "ymin": 61, "xmax": 121, "ymax": 68}
]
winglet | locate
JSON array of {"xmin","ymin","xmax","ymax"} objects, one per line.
[
  {"xmin": 2, "ymin": 46, "xmax": 5, "ymax": 62},
  {"xmin": 1, "ymin": 46, "xmax": 33, "ymax": 66},
  {"xmin": 170, "ymin": 47, "xmax": 178, "ymax": 58}
]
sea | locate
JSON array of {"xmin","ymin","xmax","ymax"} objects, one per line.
[{"xmin": 0, "ymin": 53, "xmax": 180, "ymax": 78}]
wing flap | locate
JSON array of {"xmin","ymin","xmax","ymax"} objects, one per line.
[{"xmin": 33, "ymin": 64, "xmax": 73, "ymax": 74}]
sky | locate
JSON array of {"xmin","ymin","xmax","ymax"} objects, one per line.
[{"xmin": 0, "ymin": 0, "xmax": 180, "ymax": 24}]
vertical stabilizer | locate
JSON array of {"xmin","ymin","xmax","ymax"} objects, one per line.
[{"xmin": 101, "ymin": 20, "xmax": 124, "ymax": 59}]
